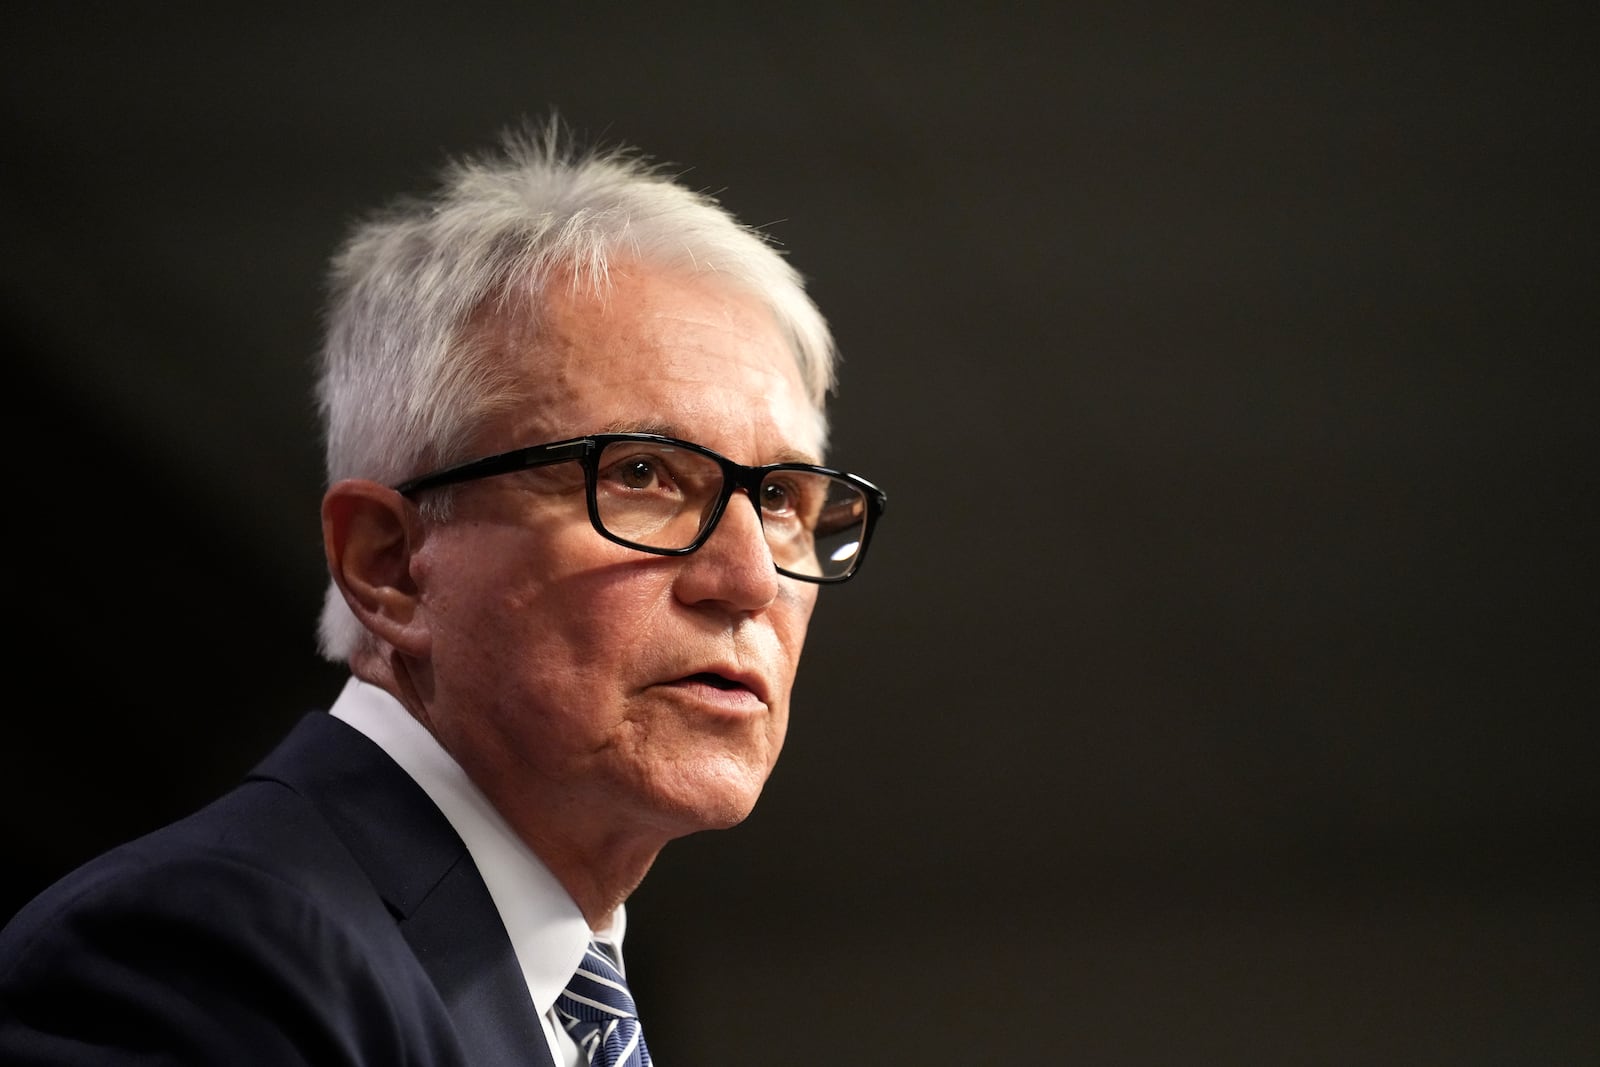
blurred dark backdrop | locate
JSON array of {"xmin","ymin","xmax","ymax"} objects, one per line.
[{"xmin": 3, "ymin": 4, "xmax": 1594, "ymax": 1063}]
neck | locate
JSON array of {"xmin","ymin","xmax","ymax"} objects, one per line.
[
  {"xmin": 367, "ymin": 652, "xmax": 669, "ymax": 929},
  {"xmin": 534, "ymin": 842, "xmax": 659, "ymax": 930}
]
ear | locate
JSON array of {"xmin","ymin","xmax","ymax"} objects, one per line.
[{"xmin": 322, "ymin": 479, "xmax": 431, "ymax": 658}]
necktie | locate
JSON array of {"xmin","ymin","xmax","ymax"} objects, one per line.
[{"xmin": 556, "ymin": 941, "xmax": 653, "ymax": 1067}]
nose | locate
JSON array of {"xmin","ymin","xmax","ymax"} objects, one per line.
[{"xmin": 673, "ymin": 490, "xmax": 780, "ymax": 612}]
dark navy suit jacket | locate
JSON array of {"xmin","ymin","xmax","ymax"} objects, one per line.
[{"xmin": 0, "ymin": 712, "xmax": 554, "ymax": 1065}]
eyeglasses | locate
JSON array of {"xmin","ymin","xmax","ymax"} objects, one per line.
[{"xmin": 394, "ymin": 433, "xmax": 887, "ymax": 583}]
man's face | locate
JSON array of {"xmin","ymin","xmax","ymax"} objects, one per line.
[{"xmin": 410, "ymin": 263, "xmax": 822, "ymax": 854}]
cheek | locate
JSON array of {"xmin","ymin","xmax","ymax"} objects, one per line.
[
  {"xmin": 770, "ymin": 586, "xmax": 820, "ymax": 689},
  {"xmin": 500, "ymin": 565, "xmax": 684, "ymax": 693},
  {"xmin": 787, "ymin": 584, "xmax": 820, "ymax": 645},
  {"xmin": 417, "ymin": 526, "xmax": 577, "ymax": 679}
]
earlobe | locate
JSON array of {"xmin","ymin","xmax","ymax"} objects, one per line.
[{"xmin": 322, "ymin": 480, "xmax": 431, "ymax": 657}]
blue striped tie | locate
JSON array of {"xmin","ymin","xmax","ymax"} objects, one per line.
[{"xmin": 556, "ymin": 941, "xmax": 653, "ymax": 1067}]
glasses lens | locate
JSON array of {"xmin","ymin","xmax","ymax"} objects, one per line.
[
  {"xmin": 592, "ymin": 438, "xmax": 872, "ymax": 581},
  {"xmin": 760, "ymin": 469, "xmax": 870, "ymax": 581},
  {"xmin": 593, "ymin": 439, "xmax": 724, "ymax": 550}
]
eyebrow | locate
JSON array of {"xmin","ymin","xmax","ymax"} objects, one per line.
[{"xmin": 598, "ymin": 421, "xmax": 821, "ymax": 467}]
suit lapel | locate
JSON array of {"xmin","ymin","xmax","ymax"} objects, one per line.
[
  {"xmin": 250, "ymin": 713, "xmax": 554, "ymax": 1067},
  {"xmin": 400, "ymin": 854, "xmax": 555, "ymax": 1066}
]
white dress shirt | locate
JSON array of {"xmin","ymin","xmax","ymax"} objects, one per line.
[{"xmin": 331, "ymin": 676, "xmax": 626, "ymax": 1067}]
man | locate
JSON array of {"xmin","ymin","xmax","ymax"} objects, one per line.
[{"xmin": 0, "ymin": 121, "xmax": 886, "ymax": 1065}]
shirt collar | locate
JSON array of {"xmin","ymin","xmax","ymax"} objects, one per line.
[{"xmin": 330, "ymin": 676, "xmax": 617, "ymax": 1014}]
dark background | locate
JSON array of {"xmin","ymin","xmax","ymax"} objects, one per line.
[{"xmin": 4, "ymin": 4, "xmax": 1594, "ymax": 1063}]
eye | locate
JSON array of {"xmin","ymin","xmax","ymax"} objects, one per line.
[
  {"xmin": 618, "ymin": 457, "xmax": 661, "ymax": 491},
  {"xmin": 599, "ymin": 447, "xmax": 682, "ymax": 494},
  {"xmin": 760, "ymin": 478, "xmax": 796, "ymax": 515}
]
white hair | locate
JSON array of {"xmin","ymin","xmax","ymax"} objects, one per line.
[{"xmin": 314, "ymin": 118, "xmax": 839, "ymax": 662}]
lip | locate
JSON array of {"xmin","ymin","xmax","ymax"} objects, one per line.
[{"xmin": 654, "ymin": 664, "xmax": 770, "ymax": 707}]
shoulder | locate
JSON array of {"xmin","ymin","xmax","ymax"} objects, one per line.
[
  {"xmin": 9, "ymin": 776, "xmax": 394, "ymax": 956},
  {"xmin": 0, "ymin": 778, "xmax": 464, "ymax": 1066}
]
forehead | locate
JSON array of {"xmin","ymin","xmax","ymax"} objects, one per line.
[{"xmin": 487, "ymin": 264, "xmax": 824, "ymax": 459}]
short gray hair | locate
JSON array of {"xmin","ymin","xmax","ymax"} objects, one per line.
[{"xmin": 314, "ymin": 118, "xmax": 838, "ymax": 662}]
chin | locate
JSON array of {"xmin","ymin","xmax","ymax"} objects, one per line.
[{"xmin": 648, "ymin": 764, "xmax": 770, "ymax": 836}]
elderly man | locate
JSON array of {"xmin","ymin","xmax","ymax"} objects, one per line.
[{"xmin": 0, "ymin": 122, "xmax": 885, "ymax": 1066}]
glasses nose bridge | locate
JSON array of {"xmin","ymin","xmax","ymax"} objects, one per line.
[
  {"xmin": 707, "ymin": 458, "xmax": 769, "ymax": 530},
  {"xmin": 724, "ymin": 457, "xmax": 769, "ymax": 502}
]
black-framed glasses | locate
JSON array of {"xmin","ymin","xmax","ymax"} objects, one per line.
[{"xmin": 394, "ymin": 433, "xmax": 887, "ymax": 583}]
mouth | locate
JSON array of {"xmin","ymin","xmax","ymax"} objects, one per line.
[
  {"xmin": 685, "ymin": 671, "xmax": 744, "ymax": 690},
  {"xmin": 662, "ymin": 668, "xmax": 768, "ymax": 706}
]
